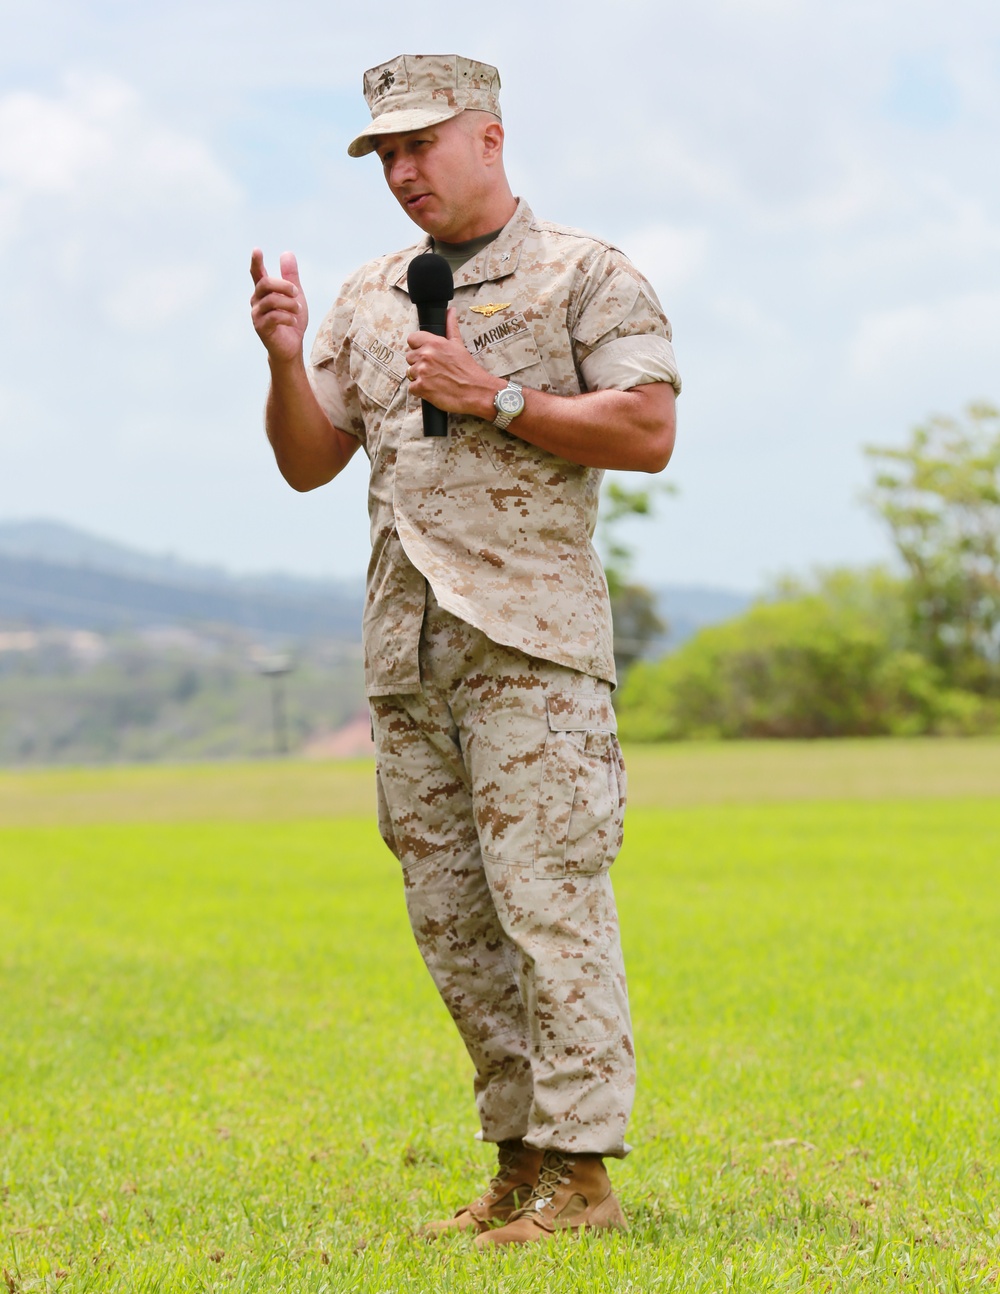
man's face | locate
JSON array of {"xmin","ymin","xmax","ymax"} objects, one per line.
[{"xmin": 374, "ymin": 114, "xmax": 495, "ymax": 242}]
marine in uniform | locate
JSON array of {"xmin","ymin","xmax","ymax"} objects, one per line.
[{"xmin": 249, "ymin": 54, "xmax": 680, "ymax": 1247}]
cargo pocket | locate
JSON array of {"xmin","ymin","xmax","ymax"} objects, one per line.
[
  {"xmin": 534, "ymin": 692, "xmax": 626, "ymax": 879},
  {"xmin": 374, "ymin": 767, "xmax": 400, "ymax": 860}
]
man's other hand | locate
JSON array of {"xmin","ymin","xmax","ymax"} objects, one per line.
[{"xmin": 250, "ymin": 250, "xmax": 309, "ymax": 364}]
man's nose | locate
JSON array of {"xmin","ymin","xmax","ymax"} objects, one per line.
[{"xmin": 388, "ymin": 153, "xmax": 418, "ymax": 187}]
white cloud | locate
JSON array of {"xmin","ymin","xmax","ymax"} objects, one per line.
[
  {"xmin": 103, "ymin": 264, "xmax": 215, "ymax": 330},
  {"xmin": 621, "ymin": 129, "xmax": 740, "ymax": 208},
  {"xmin": 0, "ymin": 84, "xmax": 116, "ymax": 194},
  {"xmin": 776, "ymin": 147, "xmax": 902, "ymax": 235},
  {"xmin": 619, "ymin": 224, "xmax": 710, "ymax": 296},
  {"xmin": 708, "ymin": 294, "xmax": 789, "ymax": 343},
  {"xmin": 0, "ymin": 72, "xmax": 245, "ymax": 373},
  {"xmin": 849, "ymin": 304, "xmax": 936, "ymax": 380},
  {"xmin": 719, "ymin": 0, "xmax": 804, "ymax": 13},
  {"xmin": 816, "ymin": 201, "xmax": 1000, "ymax": 315},
  {"xmin": 0, "ymin": 75, "xmax": 239, "ymax": 249},
  {"xmin": 849, "ymin": 291, "xmax": 1000, "ymax": 383}
]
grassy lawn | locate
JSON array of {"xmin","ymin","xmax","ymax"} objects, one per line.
[
  {"xmin": 3, "ymin": 736, "xmax": 1000, "ymax": 826},
  {"xmin": 1, "ymin": 744, "xmax": 999, "ymax": 1290}
]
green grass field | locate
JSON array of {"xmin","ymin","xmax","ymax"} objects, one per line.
[{"xmin": 2, "ymin": 743, "xmax": 1000, "ymax": 1291}]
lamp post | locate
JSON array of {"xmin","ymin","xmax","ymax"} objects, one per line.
[{"xmin": 257, "ymin": 653, "xmax": 293, "ymax": 755}]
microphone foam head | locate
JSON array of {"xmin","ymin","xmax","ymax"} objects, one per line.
[{"xmin": 407, "ymin": 252, "xmax": 454, "ymax": 306}]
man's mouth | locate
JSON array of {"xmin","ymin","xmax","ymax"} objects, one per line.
[{"xmin": 405, "ymin": 193, "xmax": 431, "ymax": 212}]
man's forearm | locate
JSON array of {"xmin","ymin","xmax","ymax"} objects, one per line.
[
  {"xmin": 265, "ymin": 356, "xmax": 359, "ymax": 492},
  {"xmin": 405, "ymin": 313, "xmax": 676, "ymax": 474},
  {"xmin": 480, "ymin": 382, "xmax": 676, "ymax": 474}
]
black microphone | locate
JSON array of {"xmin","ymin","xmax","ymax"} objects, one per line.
[{"xmin": 407, "ymin": 253, "xmax": 454, "ymax": 437}]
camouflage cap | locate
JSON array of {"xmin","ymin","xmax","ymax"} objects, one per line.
[{"xmin": 348, "ymin": 54, "xmax": 502, "ymax": 159}]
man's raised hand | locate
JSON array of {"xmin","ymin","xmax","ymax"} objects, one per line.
[{"xmin": 250, "ymin": 249, "xmax": 309, "ymax": 364}]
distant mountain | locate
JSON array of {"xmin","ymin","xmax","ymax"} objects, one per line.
[
  {"xmin": 0, "ymin": 519, "xmax": 243, "ymax": 587},
  {"xmin": 654, "ymin": 585, "xmax": 752, "ymax": 647},
  {"xmin": 0, "ymin": 519, "xmax": 753, "ymax": 647},
  {"xmin": 0, "ymin": 520, "xmax": 363, "ymax": 639},
  {"xmin": 0, "ymin": 519, "xmax": 360, "ymax": 596}
]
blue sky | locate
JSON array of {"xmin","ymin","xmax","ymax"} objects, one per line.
[{"xmin": 1, "ymin": 0, "xmax": 998, "ymax": 591}]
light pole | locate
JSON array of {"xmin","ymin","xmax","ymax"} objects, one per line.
[{"xmin": 257, "ymin": 653, "xmax": 293, "ymax": 755}]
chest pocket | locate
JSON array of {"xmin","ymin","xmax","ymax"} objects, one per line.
[
  {"xmin": 466, "ymin": 311, "xmax": 550, "ymax": 389},
  {"xmin": 349, "ymin": 325, "xmax": 406, "ymax": 409}
]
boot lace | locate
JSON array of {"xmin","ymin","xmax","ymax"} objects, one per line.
[
  {"xmin": 516, "ymin": 1151, "xmax": 572, "ymax": 1214},
  {"xmin": 485, "ymin": 1142, "xmax": 526, "ymax": 1199}
]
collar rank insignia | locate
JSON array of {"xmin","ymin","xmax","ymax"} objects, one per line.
[{"xmin": 470, "ymin": 302, "xmax": 512, "ymax": 318}]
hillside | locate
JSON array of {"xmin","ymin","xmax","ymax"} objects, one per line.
[
  {"xmin": 0, "ymin": 520, "xmax": 363, "ymax": 638},
  {"xmin": 0, "ymin": 519, "xmax": 751, "ymax": 766},
  {"xmin": 0, "ymin": 519, "xmax": 746, "ymax": 645}
]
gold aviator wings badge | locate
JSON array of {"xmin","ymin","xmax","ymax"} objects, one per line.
[{"xmin": 470, "ymin": 302, "xmax": 512, "ymax": 318}]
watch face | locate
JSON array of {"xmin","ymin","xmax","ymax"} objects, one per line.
[{"xmin": 497, "ymin": 387, "xmax": 524, "ymax": 415}]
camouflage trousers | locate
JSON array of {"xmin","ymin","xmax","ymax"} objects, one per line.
[{"xmin": 370, "ymin": 587, "xmax": 634, "ymax": 1157}]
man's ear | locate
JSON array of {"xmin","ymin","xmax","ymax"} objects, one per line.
[{"xmin": 481, "ymin": 119, "xmax": 505, "ymax": 167}]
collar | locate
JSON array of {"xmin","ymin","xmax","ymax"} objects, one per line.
[{"xmin": 392, "ymin": 198, "xmax": 533, "ymax": 293}]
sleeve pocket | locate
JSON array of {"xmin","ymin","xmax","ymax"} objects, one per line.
[{"xmin": 571, "ymin": 269, "xmax": 640, "ymax": 347}]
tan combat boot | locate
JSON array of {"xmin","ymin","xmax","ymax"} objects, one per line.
[
  {"xmin": 474, "ymin": 1149, "xmax": 627, "ymax": 1248},
  {"xmin": 422, "ymin": 1139, "xmax": 543, "ymax": 1238}
]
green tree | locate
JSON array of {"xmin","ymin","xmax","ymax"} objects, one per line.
[
  {"xmin": 865, "ymin": 402, "xmax": 1000, "ymax": 693},
  {"xmin": 597, "ymin": 480, "xmax": 674, "ymax": 675},
  {"xmin": 614, "ymin": 568, "xmax": 995, "ymax": 741}
]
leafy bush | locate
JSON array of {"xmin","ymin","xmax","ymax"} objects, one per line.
[{"xmin": 616, "ymin": 569, "xmax": 999, "ymax": 741}]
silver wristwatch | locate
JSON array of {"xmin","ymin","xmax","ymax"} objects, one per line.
[{"xmin": 493, "ymin": 381, "xmax": 525, "ymax": 430}]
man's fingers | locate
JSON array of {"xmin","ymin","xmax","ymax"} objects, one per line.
[
  {"xmin": 406, "ymin": 326, "xmax": 447, "ymax": 350},
  {"xmin": 445, "ymin": 307, "xmax": 461, "ymax": 341},
  {"xmin": 250, "ymin": 246, "xmax": 307, "ymax": 361},
  {"xmin": 251, "ymin": 249, "xmax": 301, "ymax": 300},
  {"xmin": 253, "ymin": 291, "xmax": 301, "ymax": 317},
  {"xmin": 279, "ymin": 250, "xmax": 302, "ymax": 289},
  {"xmin": 257, "ymin": 309, "xmax": 301, "ymax": 331},
  {"xmin": 251, "ymin": 279, "xmax": 299, "ymax": 307}
]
